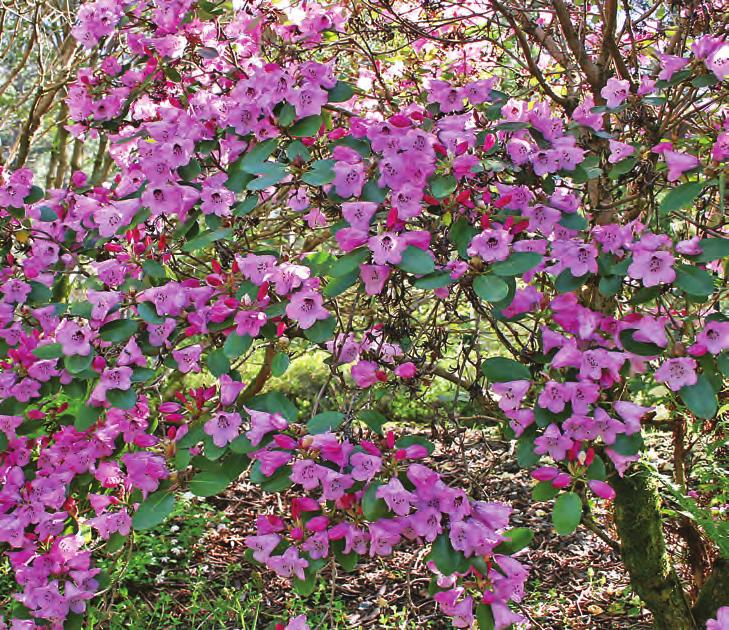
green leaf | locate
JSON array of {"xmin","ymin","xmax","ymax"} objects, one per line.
[
  {"xmin": 491, "ymin": 252, "xmax": 542, "ymax": 277},
  {"xmin": 607, "ymin": 156, "xmax": 637, "ymax": 179},
  {"xmin": 555, "ymin": 269, "xmax": 587, "ymax": 293},
  {"xmin": 239, "ymin": 139, "xmax": 278, "ymax": 172},
  {"xmin": 271, "ymin": 352, "xmax": 290, "ymax": 377},
  {"xmin": 680, "ymin": 374, "xmax": 717, "ymax": 419},
  {"xmin": 33, "ymin": 343, "xmax": 63, "ymax": 359},
  {"xmin": 303, "ymin": 316, "xmax": 337, "ymax": 344},
  {"xmin": 660, "ymin": 180, "xmax": 706, "ymax": 213},
  {"xmin": 481, "ymin": 357, "xmax": 530, "ymax": 382},
  {"xmin": 302, "ymin": 159, "xmax": 336, "ymax": 186},
  {"xmin": 330, "ymin": 248, "xmax": 370, "ymax": 277},
  {"xmin": 178, "ymin": 158, "xmax": 202, "ymax": 181},
  {"xmin": 307, "ymin": 411, "xmax": 345, "ymax": 434},
  {"xmin": 619, "ymin": 329, "xmax": 663, "ymax": 356},
  {"xmin": 398, "ymin": 246, "xmax": 435, "ymax": 275},
  {"xmin": 413, "ymin": 271, "xmax": 453, "ymax": 290},
  {"xmin": 99, "ymin": 319, "xmax": 138, "ymax": 343},
  {"xmin": 189, "ymin": 469, "xmax": 231, "ymax": 497},
  {"xmin": 552, "ymin": 492, "xmax": 582, "ymax": 535},
  {"xmin": 476, "ymin": 603, "xmax": 495, "ymax": 630},
  {"xmin": 473, "ymin": 275, "xmax": 509, "ymax": 302},
  {"xmin": 137, "ymin": 302, "xmax": 164, "ymax": 324},
  {"xmin": 691, "ymin": 238, "xmax": 729, "ymax": 263},
  {"xmin": 323, "ymin": 269, "xmax": 359, "ymax": 297},
  {"xmin": 247, "ymin": 391, "xmax": 298, "ymax": 423},
  {"xmin": 24, "ymin": 185, "xmax": 45, "ymax": 204},
  {"xmin": 427, "ymin": 533, "xmax": 465, "ymax": 575},
  {"xmin": 327, "ymin": 81, "xmax": 355, "ymax": 103},
  {"xmin": 74, "ymin": 406, "xmax": 102, "ymax": 431},
  {"xmin": 610, "ymin": 432, "xmax": 644, "ymax": 456},
  {"xmin": 132, "ymin": 491, "xmax": 175, "ymax": 530},
  {"xmin": 493, "ymin": 527, "xmax": 533, "ymax": 555},
  {"xmin": 430, "ymin": 175, "xmax": 457, "ymax": 199},
  {"xmin": 290, "ymin": 115, "xmax": 323, "ymax": 137},
  {"xmin": 223, "ymin": 333, "xmax": 252, "ymax": 359},
  {"xmin": 558, "ymin": 213, "xmax": 588, "ymax": 231},
  {"xmin": 182, "ymin": 228, "xmax": 233, "ymax": 252},
  {"xmin": 532, "ymin": 480, "xmax": 559, "ymax": 501},
  {"xmin": 675, "ymin": 265, "xmax": 715, "ymax": 297},
  {"xmin": 361, "ymin": 482, "xmax": 389, "ymax": 520},
  {"xmin": 207, "ymin": 349, "xmax": 230, "ymax": 377},
  {"xmin": 106, "ymin": 388, "xmax": 137, "ymax": 410},
  {"xmin": 586, "ymin": 455, "xmax": 607, "ymax": 481},
  {"xmin": 246, "ymin": 162, "xmax": 287, "ymax": 191},
  {"xmin": 358, "ymin": 409, "xmax": 387, "ymax": 435},
  {"xmin": 395, "ymin": 435, "xmax": 435, "ymax": 455},
  {"xmin": 65, "ymin": 353, "xmax": 94, "ymax": 374}
]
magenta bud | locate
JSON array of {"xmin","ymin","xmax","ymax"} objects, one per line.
[
  {"xmin": 306, "ymin": 516, "xmax": 330, "ymax": 532},
  {"xmin": 531, "ymin": 466, "xmax": 559, "ymax": 481},
  {"xmin": 273, "ymin": 434, "xmax": 298, "ymax": 450},
  {"xmin": 588, "ymin": 480, "xmax": 616, "ymax": 500},
  {"xmin": 551, "ymin": 473, "xmax": 572, "ymax": 489}
]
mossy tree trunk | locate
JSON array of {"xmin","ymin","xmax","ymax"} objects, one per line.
[{"xmin": 612, "ymin": 470, "xmax": 697, "ymax": 630}]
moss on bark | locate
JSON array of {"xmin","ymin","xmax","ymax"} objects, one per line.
[
  {"xmin": 612, "ymin": 470, "xmax": 696, "ymax": 630},
  {"xmin": 693, "ymin": 558, "xmax": 729, "ymax": 626}
]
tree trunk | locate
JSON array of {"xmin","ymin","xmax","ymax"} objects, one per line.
[
  {"xmin": 693, "ymin": 558, "xmax": 729, "ymax": 626},
  {"xmin": 612, "ymin": 469, "xmax": 696, "ymax": 629}
]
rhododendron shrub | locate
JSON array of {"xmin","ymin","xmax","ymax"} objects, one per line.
[{"xmin": 0, "ymin": 0, "xmax": 727, "ymax": 628}]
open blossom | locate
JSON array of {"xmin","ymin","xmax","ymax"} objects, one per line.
[
  {"xmin": 608, "ymin": 140, "xmax": 635, "ymax": 163},
  {"xmin": 663, "ymin": 150, "xmax": 699, "ymax": 181},
  {"xmin": 204, "ymin": 411, "xmax": 242, "ymax": 447},
  {"xmin": 706, "ymin": 606, "xmax": 729, "ymax": 630},
  {"xmin": 468, "ymin": 228, "xmax": 512, "ymax": 263},
  {"xmin": 285, "ymin": 289, "xmax": 329, "ymax": 329},
  {"xmin": 534, "ymin": 423, "xmax": 572, "ymax": 461},
  {"xmin": 655, "ymin": 357, "xmax": 698, "ymax": 391},
  {"xmin": 491, "ymin": 380, "xmax": 530, "ymax": 412},
  {"xmin": 628, "ymin": 250, "xmax": 676, "ymax": 286},
  {"xmin": 359, "ymin": 264, "xmax": 390, "ymax": 295},
  {"xmin": 600, "ymin": 77, "xmax": 630, "ymax": 108},
  {"xmin": 696, "ymin": 320, "xmax": 729, "ymax": 354}
]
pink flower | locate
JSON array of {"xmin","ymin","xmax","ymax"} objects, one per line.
[
  {"xmin": 706, "ymin": 43, "xmax": 729, "ymax": 80},
  {"xmin": 628, "ymin": 250, "xmax": 676, "ymax": 286},
  {"xmin": 655, "ymin": 357, "xmax": 698, "ymax": 391},
  {"xmin": 706, "ymin": 606, "xmax": 729, "ymax": 630},
  {"xmin": 172, "ymin": 345, "xmax": 202, "ymax": 373},
  {"xmin": 600, "ymin": 77, "xmax": 630, "ymax": 108},
  {"xmin": 359, "ymin": 264, "xmax": 390, "ymax": 295},
  {"xmin": 491, "ymin": 380, "xmax": 530, "ymax": 412},
  {"xmin": 394, "ymin": 362, "xmax": 416, "ymax": 379},
  {"xmin": 697, "ymin": 320, "xmax": 729, "ymax": 354},
  {"xmin": 657, "ymin": 54, "xmax": 689, "ymax": 81},
  {"xmin": 56, "ymin": 320, "xmax": 93, "ymax": 356},
  {"xmin": 368, "ymin": 232, "xmax": 405, "ymax": 265},
  {"xmin": 342, "ymin": 201, "xmax": 378, "ymax": 229},
  {"xmin": 267, "ymin": 546, "xmax": 309, "ymax": 580},
  {"xmin": 285, "ymin": 289, "xmax": 329, "ymax": 329},
  {"xmin": 351, "ymin": 360, "xmax": 379, "ymax": 388},
  {"xmin": 467, "ymin": 228, "xmax": 512, "ymax": 263},
  {"xmin": 534, "ymin": 423, "xmax": 572, "ymax": 461},
  {"xmin": 663, "ymin": 150, "xmax": 699, "ymax": 181},
  {"xmin": 220, "ymin": 374, "xmax": 245, "ymax": 406},
  {"xmin": 332, "ymin": 161, "xmax": 365, "ymax": 198},
  {"xmin": 204, "ymin": 411, "xmax": 242, "ymax": 447},
  {"xmin": 608, "ymin": 140, "xmax": 635, "ymax": 163}
]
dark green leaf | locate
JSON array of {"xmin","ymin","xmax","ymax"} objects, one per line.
[
  {"xmin": 290, "ymin": 115, "xmax": 323, "ymax": 137},
  {"xmin": 303, "ymin": 316, "xmax": 337, "ymax": 344},
  {"xmin": 107, "ymin": 388, "xmax": 137, "ymax": 410},
  {"xmin": 660, "ymin": 180, "xmax": 706, "ymax": 213},
  {"xmin": 675, "ymin": 265, "xmax": 715, "ymax": 297},
  {"xmin": 680, "ymin": 374, "xmax": 718, "ymax": 419},
  {"xmin": 271, "ymin": 352, "xmax": 290, "ymax": 377},
  {"xmin": 99, "ymin": 319, "xmax": 138, "ymax": 343},
  {"xmin": 132, "ymin": 491, "xmax": 175, "ymax": 530},
  {"xmin": 182, "ymin": 228, "xmax": 233, "ymax": 252},
  {"xmin": 189, "ymin": 469, "xmax": 231, "ymax": 497},
  {"xmin": 552, "ymin": 492, "xmax": 582, "ymax": 535},
  {"xmin": 398, "ymin": 246, "xmax": 435, "ymax": 275},
  {"xmin": 327, "ymin": 81, "xmax": 355, "ymax": 103},
  {"xmin": 491, "ymin": 252, "xmax": 542, "ymax": 277},
  {"xmin": 307, "ymin": 411, "xmax": 345, "ymax": 434},
  {"xmin": 473, "ymin": 275, "xmax": 509, "ymax": 302},
  {"xmin": 430, "ymin": 175, "xmax": 457, "ymax": 199},
  {"xmin": 481, "ymin": 357, "xmax": 530, "ymax": 382}
]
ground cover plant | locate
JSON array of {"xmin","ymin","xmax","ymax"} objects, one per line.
[{"xmin": 0, "ymin": 0, "xmax": 727, "ymax": 628}]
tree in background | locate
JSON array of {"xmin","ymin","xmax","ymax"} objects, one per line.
[{"xmin": 0, "ymin": 0, "xmax": 727, "ymax": 628}]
